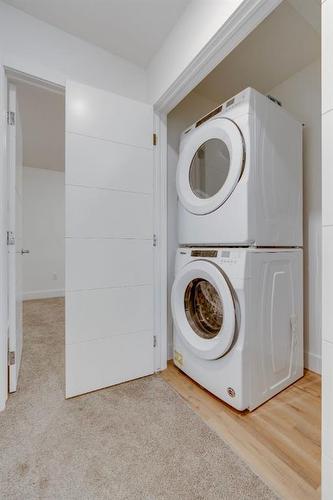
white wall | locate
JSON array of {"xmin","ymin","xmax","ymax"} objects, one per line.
[
  {"xmin": 22, "ymin": 167, "xmax": 64, "ymax": 300},
  {"xmin": 148, "ymin": 0, "xmax": 243, "ymax": 105},
  {"xmin": 269, "ymin": 59, "xmax": 322, "ymax": 374},
  {"xmin": 167, "ymin": 92, "xmax": 219, "ymax": 357},
  {"xmin": 0, "ymin": 1, "xmax": 147, "ymax": 101},
  {"xmin": 322, "ymin": 0, "xmax": 333, "ymax": 496}
]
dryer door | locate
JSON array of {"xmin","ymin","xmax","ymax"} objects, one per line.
[
  {"xmin": 171, "ymin": 260, "xmax": 236, "ymax": 360},
  {"xmin": 176, "ymin": 118, "xmax": 245, "ymax": 215}
]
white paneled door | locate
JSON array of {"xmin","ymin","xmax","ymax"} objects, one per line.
[
  {"xmin": 8, "ymin": 84, "xmax": 23, "ymax": 392},
  {"xmin": 65, "ymin": 81, "xmax": 155, "ymax": 397}
]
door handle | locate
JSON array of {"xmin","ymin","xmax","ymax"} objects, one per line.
[{"xmin": 21, "ymin": 249, "xmax": 30, "ymax": 255}]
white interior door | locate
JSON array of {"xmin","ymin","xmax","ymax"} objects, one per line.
[
  {"xmin": 8, "ymin": 83, "xmax": 23, "ymax": 392},
  {"xmin": 65, "ymin": 81, "xmax": 155, "ymax": 397}
]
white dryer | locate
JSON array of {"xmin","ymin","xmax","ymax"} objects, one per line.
[
  {"xmin": 171, "ymin": 247, "xmax": 303, "ymax": 411},
  {"xmin": 177, "ymin": 88, "xmax": 303, "ymax": 246}
]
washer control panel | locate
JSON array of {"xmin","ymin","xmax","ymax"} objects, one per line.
[
  {"xmin": 184, "ymin": 248, "xmax": 243, "ymax": 264},
  {"xmin": 177, "ymin": 248, "xmax": 248, "ymax": 279}
]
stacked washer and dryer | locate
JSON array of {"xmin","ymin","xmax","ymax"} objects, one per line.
[{"xmin": 171, "ymin": 87, "xmax": 303, "ymax": 411}]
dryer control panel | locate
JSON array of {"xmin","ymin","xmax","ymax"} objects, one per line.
[{"xmin": 180, "ymin": 87, "xmax": 252, "ymax": 142}]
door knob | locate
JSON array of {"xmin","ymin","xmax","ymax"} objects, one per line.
[{"xmin": 21, "ymin": 249, "xmax": 30, "ymax": 255}]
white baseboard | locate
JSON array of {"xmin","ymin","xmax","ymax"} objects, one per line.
[
  {"xmin": 167, "ymin": 342, "xmax": 173, "ymax": 361},
  {"xmin": 305, "ymin": 351, "xmax": 322, "ymax": 374},
  {"xmin": 23, "ymin": 289, "xmax": 65, "ymax": 301}
]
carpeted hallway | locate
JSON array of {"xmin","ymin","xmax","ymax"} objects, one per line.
[{"xmin": 0, "ymin": 298, "xmax": 276, "ymax": 499}]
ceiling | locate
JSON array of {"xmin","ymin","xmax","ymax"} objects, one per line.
[
  {"xmin": 9, "ymin": 0, "xmax": 320, "ymax": 172},
  {"xmin": 15, "ymin": 81, "xmax": 65, "ymax": 171},
  {"xmin": 194, "ymin": 0, "xmax": 321, "ymax": 104},
  {"xmin": 3, "ymin": 0, "xmax": 191, "ymax": 67}
]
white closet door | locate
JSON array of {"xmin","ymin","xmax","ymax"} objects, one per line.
[
  {"xmin": 65, "ymin": 81, "xmax": 155, "ymax": 398},
  {"xmin": 8, "ymin": 84, "xmax": 23, "ymax": 392}
]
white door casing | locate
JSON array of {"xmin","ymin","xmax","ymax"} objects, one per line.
[
  {"xmin": 0, "ymin": 66, "xmax": 8, "ymax": 409},
  {"xmin": 65, "ymin": 81, "xmax": 155, "ymax": 398},
  {"xmin": 8, "ymin": 83, "xmax": 23, "ymax": 392}
]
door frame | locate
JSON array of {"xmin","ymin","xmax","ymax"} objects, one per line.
[
  {"xmin": 0, "ymin": 67, "xmax": 65, "ymax": 410},
  {"xmin": 7, "ymin": 82, "xmax": 21, "ymax": 393},
  {"xmin": 0, "ymin": 66, "xmax": 8, "ymax": 411}
]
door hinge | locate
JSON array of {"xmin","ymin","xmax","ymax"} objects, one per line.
[
  {"xmin": 153, "ymin": 234, "xmax": 157, "ymax": 247},
  {"xmin": 7, "ymin": 231, "xmax": 15, "ymax": 246},
  {"xmin": 7, "ymin": 111, "xmax": 15, "ymax": 126},
  {"xmin": 153, "ymin": 133, "xmax": 157, "ymax": 146},
  {"xmin": 153, "ymin": 335, "xmax": 157, "ymax": 348},
  {"xmin": 8, "ymin": 351, "xmax": 15, "ymax": 366}
]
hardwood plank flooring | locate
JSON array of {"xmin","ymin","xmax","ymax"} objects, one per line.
[{"xmin": 160, "ymin": 363, "xmax": 321, "ymax": 500}]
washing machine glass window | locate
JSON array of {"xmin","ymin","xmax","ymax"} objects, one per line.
[
  {"xmin": 189, "ymin": 139, "xmax": 230, "ymax": 199},
  {"xmin": 184, "ymin": 278, "xmax": 223, "ymax": 339},
  {"xmin": 171, "ymin": 260, "xmax": 236, "ymax": 360},
  {"xmin": 176, "ymin": 118, "xmax": 244, "ymax": 215}
]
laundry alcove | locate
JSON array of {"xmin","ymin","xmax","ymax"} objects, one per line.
[{"xmin": 166, "ymin": 0, "xmax": 321, "ymax": 377}]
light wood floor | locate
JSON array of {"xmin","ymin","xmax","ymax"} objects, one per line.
[{"xmin": 160, "ymin": 362, "xmax": 321, "ymax": 500}]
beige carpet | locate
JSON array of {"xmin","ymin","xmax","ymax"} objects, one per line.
[{"xmin": 0, "ymin": 298, "xmax": 277, "ymax": 499}]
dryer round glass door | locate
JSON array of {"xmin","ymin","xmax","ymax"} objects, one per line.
[
  {"xmin": 171, "ymin": 260, "xmax": 236, "ymax": 360},
  {"xmin": 189, "ymin": 138, "xmax": 230, "ymax": 199},
  {"xmin": 176, "ymin": 118, "xmax": 244, "ymax": 215}
]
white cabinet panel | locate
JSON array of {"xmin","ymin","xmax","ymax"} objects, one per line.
[
  {"xmin": 65, "ymin": 331, "xmax": 154, "ymax": 398},
  {"xmin": 66, "ymin": 133, "xmax": 153, "ymax": 193},
  {"xmin": 323, "ymin": 226, "xmax": 333, "ymax": 343},
  {"xmin": 66, "ymin": 185, "xmax": 153, "ymax": 239},
  {"xmin": 322, "ymin": 111, "xmax": 333, "ymax": 226},
  {"xmin": 66, "ymin": 81, "xmax": 153, "ymax": 148},
  {"xmin": 322, "ymin": 4, "xmax": 333, "ymax": 497},
  {"xmin": 323, "ymin": 455, "xmax": 333, "ymax": 500},
  {"xmin": 322, "ymin": 341, "xmax": 333, "ymax": 460},
  {"xmin": 66, "ymin": 285, "xmax": 153, "ymax": 344},
  {"xmin": 323, "ymin": 0, "xmax": 333, "ymax": 113},
  {"xmin": 66, "ymin": 238, "xmax": 153, "ymax": 291}
]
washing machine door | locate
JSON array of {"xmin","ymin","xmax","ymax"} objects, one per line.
[
  {"xmin": 171, "ymin": 260, "xmax": 236, "ymax": 360},
  {"xmin": 177, "ymin": 118, "xmax": 245, "ymax": 215}
]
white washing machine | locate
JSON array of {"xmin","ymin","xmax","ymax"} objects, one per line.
[
  {"xmin": 177, "ymin": 87, "xmax": 303, "ymax": 246},
  {"xmin": 171, "ymin": 247, "xmax": 303, "ymax": 411}
]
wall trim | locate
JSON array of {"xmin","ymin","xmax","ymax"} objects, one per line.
[
  {"xmin": 305, "ymin": 351, "xmax": 322, "ymax": 375},
  {"xmin": 154, "ymin": 0, "xmax": 282, "ymax": 113},
  {"xmin": 23, "ymin": 289, "xmax": 65, "ymax": 301},
  {"xmin": 167, "ymin": 341, "xmax": 173, "ymax": 361},
  {"xmin": 153, "ymin": 112, "xmax": 168, "ymax": 372},
  {"xmin": 0, "ymin": 65, "xmax": 8, "ymax": 411}
]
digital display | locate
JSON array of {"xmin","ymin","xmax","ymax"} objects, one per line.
[
  {"xmin": 191, "ymin": 250, "xmax": 218, "ymax": 258},
  {"xmin": 226, "ymin": 98, "xmax": 235, "ymax": 108},
  {"xmin": 221, "ymin": 251, "xmax": 231, "ymax": 258}
]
